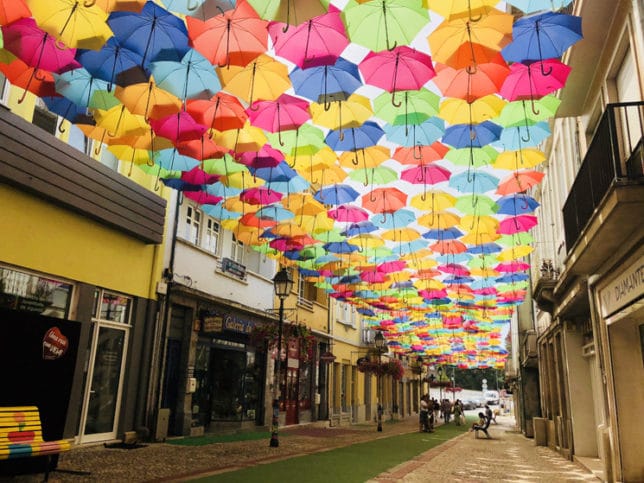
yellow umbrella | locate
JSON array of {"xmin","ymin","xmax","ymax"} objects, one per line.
[
  {"xmin": 439, "ymin": 95, "xmax": 506, "ymax": 125},
  {"xmin": 459, "ymin": 214, "xmax": 499, "ymax": 233},
  {"xmin": 310, "ymin": 93, "xmax": 373, "ymax": 130},
  {"xmin": 407, "ymin": 257, "xmax": 438, "ymax": 270},
  {"xmin": 427, "ymin": 10, "xmax": 513, "ymax": 64},
  {"xmin": 492, "ymin": 148, "xmax": 546, "ymax": 170},
  {"xmin": 27, "ymin": 0, "xmax": 112, "ymax": 50},
  {"xmin": 309, "ymin": 165, "xmax": 347, "ymax": 186},
  {"xmin": 497, "ymin": 245, "xmax": 533, "ymax": 261},
  {"xmin": 414, "ymin": 279, "xmax": 445, "ymax": 291},
  {"xmin": 348, "ymin": 234, "xmax": 385, "ymax": 249},
  {"xmin": 338, "ymin": 145, "xmax": 390, "ymax": 169},
  {"xmin": 425, "ymin": 0, "xmax": 500, "ymax": 21},
  {"xmin": 461, "ymin": 231, "xmax": 500, "ymax": 244},
  {"xmin": 410, "ymin": 191, "xmax": 457, "ymax": 211},
  {"xmin": 222, "ymin": 197, "xmax": 258, "ymax": 214},
  {"xmin": 281, "ymin": 193, "xmax": 326, "ymax": 215},
  {"xmin": 296, "ymin": 213, "xmax": 335, "ymax": 233},
  {"xmin": 219, "ymin": 54, "xmax": 291, "ymax": 103},
  {"xmin": 222, "ymin": 171, "xmax": 265, "ymax": 189},
  {"xmin": 381, "ymin": 228, "xmax": 421, "ymax": 242},
  {"xmin": 212, "ymin": 122, "xmax": 267, "ymax": 153},
  {"xmin": 288, "ymin": 146, "xmax": 337, "ymax": 172},
  {"xmin": 92, "ymin": 105, "xmax": 149, "ymax": 137},
  {"xmin": 470, "ymin": 268, "xmax": 499, "ymax": 277},
  {"xmin": 417, "ymin": 211, "xmax": 461, "ymax": 229},
  {"xmin": 272, "ymin": 222, "xmax": 309, "ymax": 237},
  {"xmin": 114, "ymin": 80, "xmax": 182, "ymax": 121}
]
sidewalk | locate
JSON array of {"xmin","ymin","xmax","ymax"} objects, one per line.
[{"xmin": 370, "ymin": 414, "xmax": 600, "ymax": 482}]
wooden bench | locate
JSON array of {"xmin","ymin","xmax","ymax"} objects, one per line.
[{"xmin": 0, "ymin": 406, "xmax": 71, "ymax": 481}]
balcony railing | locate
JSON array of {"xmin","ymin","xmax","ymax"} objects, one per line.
[{"xmin": 562, "ymin": 102, "xmax": 644, "ymax": 252}]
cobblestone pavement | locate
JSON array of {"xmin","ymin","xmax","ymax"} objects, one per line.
[
  {"xmin": 0, "ymin": 414, "xmax": 599, "ymax": 482},
  {"xmin": 370, "ymin": 415, "xmax": 600, "ymax": 483}
]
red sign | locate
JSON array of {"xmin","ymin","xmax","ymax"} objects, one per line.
[{"xmin": 42, "ymin": 327, "xmax": 68, "ymax": 360}]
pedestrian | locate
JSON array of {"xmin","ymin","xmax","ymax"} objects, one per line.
[
  {"xmin": 441, "ymin": 398, "xmax": 452, "ymax": 423},
  {"xmin": 485, "ymin": 404, "xmax": 495, "ymax": 424},
  {"xmin": 453, "ymin": 399, "xmax": 463, "ymax": 425},
  {"xmin": 432, "ymin": 398, "xmax": 440, "ymax": 422},
  {"xmin": 419, "ymin": 395, "xmax": 430, "ymax": 432}
]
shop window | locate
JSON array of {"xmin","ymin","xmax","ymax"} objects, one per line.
[
  {"xmin": 0, "ymin": 266, "xmax": 73, "ymax": 319},
  {"xmin": 93, "ymin": 290, "xmax": 131, "ymax": 324}
]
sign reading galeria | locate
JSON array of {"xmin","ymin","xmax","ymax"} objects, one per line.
[{"xmin": 598, "ymin": 252, "xmax": 644, "ymax": 318}]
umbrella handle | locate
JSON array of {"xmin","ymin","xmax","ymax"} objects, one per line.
[
  {"xmin": 382, "ymin": 1, "xmax": 397, "ymax": 51},
  {"xmin": 57, "ymin": 118, "xmax": 66, "ymax": 134},
  {"xmin": 391, "ymin": 91, "xmax": 401, "ymax": 107},
  {"xmin": 413, "ymin": 144, "xmax": 423, "ymax": 160},
  {"xmin": 84, "ymin": 0, "xmax": 96, "ymax": 6},
  {"xmin": 187, "ymin": 0, "xmax": 199, "ymax": 10},
  {"xmin": 530, "ymin": 98, "xmax": 541, "ymax": 116},
  {"xmin": 520, "ymin": 126, "xmax": 531, "ymax": 143},
  {"xmin": 539, "ymin": 60, "xmax": 553, "ymax": 77}
]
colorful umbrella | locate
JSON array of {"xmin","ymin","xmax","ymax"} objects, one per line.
[
  {"xmin": 0, "ymin": 0, "xmax": 31, "ymax": 26},
  {"xmin": 150, "ymin": 48, "xmax": 221, "ymax": 101},
  {"xmin": 289, "ymin": 57, "xmax": 362, "ymax": 106},
  {"xmin": 248, "ymin": 93, "xmax": 311, "ymax": 145},
  {"xmin": 114, "ymin": 79, "xmax": 182, "ymax": 120},
  {"xmin": 187, "ymin": 92, "xmax": 248, "ymax": 132},
  {"xmin": 219, "ymin": 53, "xmax": 291, "ymax": 104},
  {"xmin": 496, "ymin": 170, "xmax": 545, "ymax": 194}
]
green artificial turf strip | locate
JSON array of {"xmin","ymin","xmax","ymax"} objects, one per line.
[
  {"xmin": 193, "ymin": 421, "xmax": 470, "ymax": 483},
  {"xmin": 167, "ymin": 431, "xmax": 273, "ymax": 446}
]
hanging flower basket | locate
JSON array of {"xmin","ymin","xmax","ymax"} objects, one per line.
[
  {"xmin": 250, "ymin": 322, "xmax": 315, "ymax": 362},
  {"xmin": 357, "ymin": 358, "xmax": 404, "ymax": 380},
  {"xmin": 428, "ymin": 380, "xmax": 452, "ymax": 388}
]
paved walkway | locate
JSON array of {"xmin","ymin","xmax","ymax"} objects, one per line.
[
  {"xmin": 370, "ymin": 414, "xmax": 600, "ymax": 482},
  {"xmin": 0, "ymin": 414, "xmax": 599, "ymax": 482}
]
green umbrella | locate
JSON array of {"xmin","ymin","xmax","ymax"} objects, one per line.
[
  {"xmin": 445, "ymin": 145, "xmax": 499, "ymax": 167},
  {"xmin": 455, "ymin": 194, "xmax": 498, "ymax": 215},
  {"xmin": 313, "ymin": 228, "xmax": 346, "ymax": 243},
  {"xmin": 496, "ymin": 95, "xmax": 561, "ymax": 127},
  {"xmin": 374, "ymin": 88, "xmax": 440, "ymax": 127},
  {"xmin": 467, "ymin": 255, "xmax": 499, "ymax": 269},
  {"xmin": 202, "ymin": 154, "xmax": 247, "ymax": 176},
  {"xmin": 247, "ymin": 0, "xmax": 327, "ymax": 24},
  {"xmin": 348, "ymin": 166, "xmax": 398, "ymax": 186},
  {"xmin": 497, "ymin": 281, "xmax": 529, "ymax": 292},
  {"xmin": 265, "ymin": 124, "xmax": 326, "ymax": 156},
  {"xmin": 342, "ymin": 0, "xmax": 428, "ymax": 52},
  {"xmin": 497, "ymin": 232, "xmax": 534, "ymax": 246}
]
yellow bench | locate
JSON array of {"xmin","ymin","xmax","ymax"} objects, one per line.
[{"xmin": 0, "ymin": 406, "xmax": 71, "ymax": 481}]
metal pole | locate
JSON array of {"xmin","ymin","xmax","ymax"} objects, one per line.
[
  {"xmin": 269, "ymin": 297, "xmax": 284, "ymax": 447},
  {"xmin": 377, "ymin": 368, "xmax": 383, "ymax": 432}
]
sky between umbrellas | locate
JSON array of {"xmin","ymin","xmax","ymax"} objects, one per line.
[{"xmin": 0, "ymin": 0, "xmax": 582, "ymax": 369}]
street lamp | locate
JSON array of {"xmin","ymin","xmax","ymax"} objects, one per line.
[
  {"xmin": 374, "ymin": 331, "xmax": 386, "ymax": 432},
  {"xmin": 437, "ymin": 366, "xmax": 443, "ymax": 403},
  {"xmin": 269, "ymin": 268, "xmax": 293, "ymax": 448}
]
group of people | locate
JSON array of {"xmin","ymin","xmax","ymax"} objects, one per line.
[{"xmin": 418, "ymin": 396, "xmax": 467, "ymax": 432}]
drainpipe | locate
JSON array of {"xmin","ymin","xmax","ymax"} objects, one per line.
[{"xmin": 149, "ymin": 191, "xmax": 181, "ymax": 436}]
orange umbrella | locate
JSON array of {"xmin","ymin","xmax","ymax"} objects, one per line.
[
  {"xmin": 186, "ymin": 92, "xmax": 248, "ymax": 132},
  {"xmin": 0, "ymin": 0, "xmax": 31, "ymax": 25},
  {"xmin": 0, "ymin": 58, "xmax": 56, "ymax": 102},
  {"xmin": 393, "ymin": 142, "xmax": 449, "ymax": 165},
  {"xmin": 114, "ymin": 80, "xmax": 182, "ymax": 121},
  {"xmin": 433, "ymin": 56, "xmax": 509, "ymax": 103},
  {"xmin": 187, "ymin": 2, "xmax": 268, "ymax": 68},
  {"xmin": 94, "ymin": 0, "xmax": 145, "ymax": 12},
  {"xmin": 496, "ymin": 170, "xmax": 545, "ymax": 195},
  {"xmin": 362, "ymin": 187, "xmax": 407, "ymax": 214}
]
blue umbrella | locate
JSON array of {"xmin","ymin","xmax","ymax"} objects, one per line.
[
  {"xmin": 325, "ymin": 121, "xmax": 385, "ymax": 152},
  {"xmin": 342, "ymin": 221, "xmax": 378, "ymax": 237},
  {"xmin": 370, "ymin": 209, "xmax": 416, "ymax": 229},
  {"xmin": 467, "ymin": 243, "xmax": 502, "ymax": 254},
  {"xmin": 42, "ymin": 96, "xmax": 93, "ymax": 127},
  {"xmin": 496, "ymin": 194, "xmax": 540, "ymax": 215},
  {"xmin": 255, "ymin": 206, "xmax": 295, "ymax": 221},
  {"xmin": 154, "ymin": 148, "xmax": 201, "ymax": 171},
  {"xmin": 324, "ymin": 241, "xmax": 359, "ymax": 254},
  {"xmin": 54, "ymin": 68, "xmax": 110, "ymax": 107},
  {"xmin": 251, "ymin": 161, "xmax": 297, "ymax": 183},
  {"xmin": 290, "ymin": 57, "xmax": 362, "ymax": 105},
  {"xmin": 422, "ymin": 227, "xmax": 464, "ymax": 240},
  {"xmin": 436, "ymin": 253, "xmax": 471, "ymax": 264},
  {"xmin": 267, "ymin": 176, "xmax": 310, "ymax": 194},
  {"xmin": 314, "ymin": 184, "xmax": 360, "ymax": 205},
  {"xmin": 384, "ymin": 117, "xmax": 445, "ymax": 146},
  {"xmin": 496, "ymin": 273, "xmax": 530, "ymax": 284},
  {"xmin": 206, "ymin": 181, "xmax": 241, "ymax": 198},
  {"xmin": 76, "ymin": 37, "xmax": 146, "ymax": 90},
  {"xmin": 502, "ymin": 12, "xmax": 583, "ymax": 67},
  {"xmin": 161, "ymin": 0, "xmax": 207, "ymax": 15},
  {"xmin": 497, "ymin": 123, "xmax": 551, "ymax": 150},
  {"xmin": 448, "ymin": 170, "xmax": 499, "ymax": 193},
  {"xmin": 150, "ymin": 49, "xmax": 221, "ymax": 101},
  {"xmin": 107, "ymin": 2, "xmax": 190, "ymax": 66},
  {"xmin": 202, "ymin": 202, "xmax": 240, "ymax": 220},
  {"xmin": 505, "ymin": 0, "xmax": 573, "ymax": 13},
  {"xmin": 443, "ymin": 121, "xmax": 502, "ymax": 148},
  {"xmin": 394, "ymin": 240, "xmax": 427, "ymax": 256}
]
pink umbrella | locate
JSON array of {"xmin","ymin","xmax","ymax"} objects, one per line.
[
  {"xmin": 419, "ymin": 289, "xmax": 448, "ymax": 299},
  {"xmin": 498, "ymin": 215, "xmax": 538, "ymax": 234},
  {"xmin": 269, "ymin": 9, "xmax": 349, "ymax": 69},
  {"xmin": 328, "ymin": 205, "xmax": 369, "ymax": 222},
  {"xmin": 237, "ymin": 145, "xmax": 284, "ymax": 169},
  {"xmin": 247, "ymin": 93, "xmax": 311, "ymax": 145},
  {"xmin": 183, "ymin": 191, "xmax": 223, "ymax": 205},
  {"xmin": 499, "ymin": 59, "xmax": 571, "ymax": 108},
  {"xmin": 360, "ymin": 271, "xmax": 388, "ymax": 283},
  {"xmin": 2, "ymin": 18, "xmax": 80, "ymax": 73},
  {"xmin": 400, "ymin": 165, "xmax": 451, "ymax": 184},
  {"xmin": 359, "ymin": 46, "xmax": 436, "ymax": 106},
  {"xmin": 240, "ymin": 186, "xmax": 284, "ymax": 205},
  {"xmin": 438, "ymin": 264, "xmax": 470, "ymax": 276},
  {"xmin": 495, "ymin": 261, "xmax": 530, "ymax": 272},
  {"xmin": 149, "ymin": 111, "xmax": 208, "ymax": 143},
  {"xmin": 377, "ymin": 260, "xmax": 407, "ymax": 273},
  {"xmin": 181, "ymin": 167, "xmax": 220, "ymax": 185}
]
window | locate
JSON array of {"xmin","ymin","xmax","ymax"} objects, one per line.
[
  {"xmin": 93, "ymin": 290, "xmax": 131, "ymax": 324},
  {"xmin": 0, "ymin": 72, "xmax": 8, "ymax": 105},
  {"xmin": 231, "ymin": 234, "xmax": 244, "ymax": 264},
  {"xmin": 336, "ymin": 301, "xmax": 355, "ymax": 327},
  {"xmin": 67, "ymin": 124, "xmax": 90, "ymax": 155},
  {"xmin": 0, "ymin": 266, "xmax": 73, "ymax": 319},
  {"xmin": 99, "ymin": 146, "xmax": 120, "ymax": 171},
  {"xmin": 298, "ymin": 275, "xmax": 317, "ymax": 303},
  {"xmin": 203, "ymin": 218, "xmax": 220, "ymax": 255},
  {"xmin": 184, "ymin": 205, "xmax": 201, "ymax": 245}
]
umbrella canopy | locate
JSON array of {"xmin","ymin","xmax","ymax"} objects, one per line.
[{"xmin": 219, "ymin": 53, "xmax": 291, "ymax": 104}]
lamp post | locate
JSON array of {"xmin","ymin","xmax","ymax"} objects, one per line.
[
  {"xmin": 437, "ymin": 366, "xmax": 443, "ymax": 403},
  {"xmin": 269, "ymin": 268, "xmax": 293, "ymax": 448},
  {"xmin": 374, "ymin": 331, "xmax": 386, "ymax": 432}
]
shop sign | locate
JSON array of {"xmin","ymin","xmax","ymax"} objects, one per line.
[
  {"xmin": 223, "ymin": 314, "xmax": 255, "ymax": 334},
  {"xmin": 221, "ymin": 257, "xmax": 246, "ymax": 280},
  {"xmin": 598, "ymin": 253, "xmax": 644, "ymax": 318},
  {"xmin": 203, "ymin": 315, "xmax": 223, "ymax": 333}
]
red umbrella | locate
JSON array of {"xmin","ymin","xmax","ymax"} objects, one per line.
[
  {"xmin": 0, "ymin": 58, "xmax": 57, "ymax": 103},
  {"xmin": 181, "ymin": 166, "xmax": 220, "ymax": 185},
  {"xmin": 247, "ymin": 93, "xmax": 311, "ymax": 145},
  {"xmin": 176, "ymin": 135, "xmax": 228, "ymax": 161},
  {"xmin": 362, "ymin": 187, "xmax": 407, "ymax": 215},
  {"xmin": 360, "ymin": 271, "xmax": 388, "ymax": 283},
  {"xmin": 186, "ymin": 1, "xmax": 268, "ymax": 68},
  {"xmin": 2, "ymin": 18, "xmax": 80, "ymax": 74},
  {"xmin": 240, "ymin": 212, "xmax": 278, "ymax": 229},
  {"xmin": 500, "ymin": 59, "xmax": 571, "ymax": 103},
  {"xmin": 240, "ymin": 186, "xmax": 283, "ymax": 205},
  {"xmin": 269, "ymin": 9, "xmax": 349, "ymax": 69},
  {"xmin": 359, "ymin": 46, "xmax": 435, "ymax": 107},
  {"xmin": 377, "ymin": 260, "xmax": 407, "ymax": 273},
  {"xmin": 495, "ymin": 261, "xmax": 530, "ymax": 273},
  {"xmin": 0, "ymin": 0, "xmax": 31, "ymax": 25},
  {"xmin": 237, "ymin": 145, "xmax": 285, "ymax": 169},
  {"xmin": 187, "ymin": 92, "xmax": 248, "ymax": 132},
  {"xmin": 433, "ymin": 55, "xmax": 509, "ymax": 103}
]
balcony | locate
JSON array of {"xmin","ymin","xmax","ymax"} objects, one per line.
[
  {"xmin": 561, "ymin": 102, "xmax": 644, "ymax": 276},
  {"xmin": 533, "ymin": 260, "xmax": 559, "ymax": 314}
]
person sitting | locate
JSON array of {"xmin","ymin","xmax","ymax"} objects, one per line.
[{"xmin": 470, "ymin": 412, "xmax": 491, "ymax": 438}]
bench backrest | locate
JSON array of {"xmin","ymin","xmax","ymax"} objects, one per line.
[{"xmin": 0, "ymin": 406, "xmax": 45, "ymax": 445}]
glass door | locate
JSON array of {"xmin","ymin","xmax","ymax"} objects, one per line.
[{"xmin": 79, "ymin": 290, "xmax": 131, "ymax": 443}]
